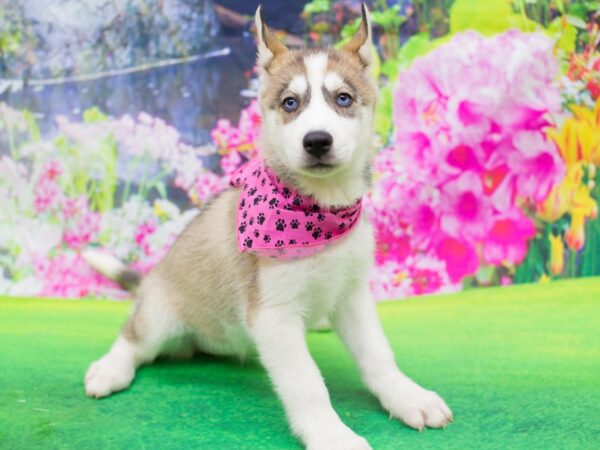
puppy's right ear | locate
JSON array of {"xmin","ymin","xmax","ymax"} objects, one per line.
[
  {"xmin": 255, "ymin": 5, "xmax": 288, "ymax": 71},
  {"xmin": 342, "ymin": 3, "xmax": 373, "ymax": 69}
]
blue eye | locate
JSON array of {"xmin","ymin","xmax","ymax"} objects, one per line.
[
  {"xmin": 282, "ymin": 97, "xmax": 298, "ymax": 113},
  {"xmin": 336, "ymin": 93, "xmax": 353, "ymax": 107}
]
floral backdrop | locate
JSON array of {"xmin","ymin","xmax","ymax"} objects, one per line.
[{"xmin": 1, "ymin": 0, "xmax": 599, "ymax": 300}]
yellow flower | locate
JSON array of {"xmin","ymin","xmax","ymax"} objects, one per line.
[
  {"xmin": 539, "ymin": 99, "xmax": 600, "ymax": 253},
  {"xmin": 563, "ymin": 183, "xmax": 599, "ymax": 251},
  {"xmin": 153, "ymin": 201, "xmax": 165, "ymax": 218},
  {"xmin": 565, "ymin": 210, "xmax": 586, "ymax": 251},
  {"xmin": 571, "ymin": 183, "xmax": 598, "ymax": 220},
  {"xmin": 571, "ymin": 99, "xmax": 600, "ymax": 165},
  {"xmin": 393, "ymin": 271, "xmax": 408, "ymax": 284},
  {"xmin": 538, "ymin": 163, "xmax": 584, "ymax": 222},
  {"xmin": 548, "ymin": 98, "xmax": 600, "ymax": 166},
  {"xmin": 541, "ymin": 164, "xmax": 597, "ymax": 251},
  {"xmin": 548, "ymin": 233, "xmax": 564, "ymax": 275},
  {"xmin": 539, "ymin": 273, "xmax": 551, "ymax": 284}
]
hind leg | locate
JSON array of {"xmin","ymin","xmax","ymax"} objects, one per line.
[{"xmin": 85, "ymin": 289, "xmax": 184, "ymax": 398}]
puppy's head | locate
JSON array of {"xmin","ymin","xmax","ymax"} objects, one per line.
[{"xmin": 255, "ymin": 4, "xmax": 377, "ymax": 183}]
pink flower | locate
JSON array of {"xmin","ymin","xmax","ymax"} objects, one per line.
[
  {"xmin": 434, "ymin": 237, "xmax": 479, "ymax": 283},
  {"xmin": 440, "ymin": 172, "xmax": 492, "ymax": 241},
  {"xmin": 34, "ymin": 177, "xmax": 61, "ymax": 213},
  {"xmin": 63, "ymin": 211, "xmax": 100, "ymax": 250},
  {"xmin": 483, "ymin": 211, "xmax": 536, "ymax": 265},
  {"xmin": 410, "ymin": 202, "xmax": 438, "ymax": 245},
  {"xmin": 507, "ymin": 131, "xmax": 565, "ymax": 202},
  {"xmin": 368, "ymin": 254, "xmax": 457, "ymax": 300},
  {"xmin": 61, "ymin": 196, "xmax": 88, "ymax": 219},
  {"xmin": 210, "ymin": 101, "xmax": 261, "ymax": 158},
  {"xmin": 409, "ymin": 266, "xmax": 444, "ymax": 295},
  {"xmin": 375, "ymin": 229, "xmax": 410, "ymax": 265},
  {"xmin": 34, "ymin": 161, "xmax": 64, "ymax": 213},
  {"xmin": 220, "ymin": 151, "xmax": 243, "ymax": 176},
  {"xmin": 192, "ymin": 171, "xmax": 228, "ymax": 205},
  {"xmin": 34, "ymin": 253, "xmax": 123, "ymax": 298},
  {"xmin": 42, "ymin": 160, "xmax": 62, "ymax": 180},
  {"xmin": 135, "ymin": 221, "xmax": 157, "ymax": 255},
  {"xmin": 445, "ymin": 145, "xmax": 482, "ymax": 173}
]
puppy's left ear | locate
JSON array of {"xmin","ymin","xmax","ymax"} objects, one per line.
[
  {"xmin": 255, "ymin": 5, "xmax": 288, "ymax": 71},
  {"xmin": 342, "ymin": 3, "xmax": 373, "ymax": 69}
]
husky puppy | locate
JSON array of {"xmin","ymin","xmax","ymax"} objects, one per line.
[{"xmin": 84, "ymin": 4, "xmax": 452, "ymax": 449}]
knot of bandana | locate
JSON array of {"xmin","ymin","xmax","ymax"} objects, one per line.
[{"xmin": 230, "ymin": 158, "xmax": 362, "ymax": 260}]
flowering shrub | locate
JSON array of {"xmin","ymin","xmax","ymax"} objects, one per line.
[
  {"xmin": 365, "ymin": 31, "xmax": 567, "ymax": 298},
  {"xmin": 0, "ymin": 104, "xmax": 226, "ymax": 297},
  {"xmin": 211, "ymin": 99, "xmax": 262, "ymax": 175}
]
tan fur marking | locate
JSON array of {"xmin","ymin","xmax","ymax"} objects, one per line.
[
  {"xmin": 341, "ymin": 5, "xmax": 369, "ymax": 59},
  {"xmin": 262, "ymin": 51, "xmax": 307, "ymax": 109},
  {"xmin": 121, "ymin": 311, "xmax": 140, "ymax": 343},
  {"xmin": 326, "ymin": 49, "xmax": 377, "ymax": 107},
  {"xmin": 321, "ymin": 86, "xmax": 358, "ymax": 118},
  {"xmin": 259, "ymin": 7, "xmax": 288, "ymax": 63},
  {"xmin": 125, "ymin": 190, "xmax": 258, "ymax": 356}
]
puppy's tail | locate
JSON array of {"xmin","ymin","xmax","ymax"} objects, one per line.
[{"xmin": 83, "ymin": 250, "xmax": 142, "ymax": 292}]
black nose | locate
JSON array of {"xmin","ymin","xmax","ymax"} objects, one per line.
[{"xmin": 303, "ymin": 131, "xmax": 333, "ymax": 158}]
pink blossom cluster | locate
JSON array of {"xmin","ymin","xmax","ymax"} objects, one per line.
[
  {"xmin": 61, "ymin": 197, "xmax": 101, "ymax": 250},
  {"xmin": 366, "ymin": 31, "xmax": 565, "ymax": 297},
  {"xmin": 34, "ymin": 161, "xmax": 64, "ymax": 213},
  {"xmin": 370, "ymin": 255, "xmax": 459, "ymax": 300},
  {"xmin": 191, "ymin": 171, "xmax": 229, "ymax": 204},
  {"xmin": 186, "ymin": 101, "xmax": 262, "ymax": 205},
  {"xmin": 134, "ymin": 220, "xmax": 158, "ymax": 256},
  {"xmin": 32, "ymin": 161, "xmax": 101, "ymax": 251},
  {"xmin": 211, "ymin": 100, "xmax": 261, "ymax": 155},
  {"xmin": 211, "ymin": 100, "xmax": 262, "ymax": 176},
  {"xmin": 33, "ymin": 253, "xmax": 123, "ymax": 298}
]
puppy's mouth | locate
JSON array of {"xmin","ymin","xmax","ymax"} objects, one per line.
[
  {"xmin": 298, "ymin": 160, "xmax": 343, "ymax": 178},
  {"xmin": 301, "ymin": 158, "xmax": 338, "ymax": 172},
  {"xmin": 308, "ymin": 162, "xmax": 336, "ymax": 170}
]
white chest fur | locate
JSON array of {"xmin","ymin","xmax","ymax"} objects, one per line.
[{"xmin": 257, "ymin": 219, "xmax": 374, "ymax": 328}]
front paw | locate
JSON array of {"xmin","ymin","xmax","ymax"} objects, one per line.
[
  {"xmin": 382, "ymin": 381, "xmax": 453, "ymax": 430},
  {"xmin": 306, "ymin": 425, "xmax": 371, "ymax": 450},
  {"xmin": 84, "ymin": 354, "xmax": 134, "ymax": 398}
]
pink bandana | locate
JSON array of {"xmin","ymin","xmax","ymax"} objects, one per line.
[{"xmin": 230, "ymin": 158, "xmax": 362, "ymax": 260}]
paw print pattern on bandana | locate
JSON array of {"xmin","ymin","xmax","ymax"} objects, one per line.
[{"xmin": 230, "ymin": 158, "xmax": 362, "ymax": 260}]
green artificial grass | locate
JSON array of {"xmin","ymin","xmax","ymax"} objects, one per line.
[{"xmin": 1, "ymin": 278, "xmax": 600, "ymax": 450}]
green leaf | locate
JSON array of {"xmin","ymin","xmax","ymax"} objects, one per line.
[
  {"xmin": 83, "ymin": 107, "xmax": 107, "ymax": 124},
  {"xmin": 397, "ymin": 33, "xmax": 432, "ymax": 68},
  {"xmin": 155, "ymin": 181, "xmax": 167, "ymax": 199},
  {"xmin": 584, "ymin": 1, "xmax": 600, "ymax": 10},
  {"xmin": 565, "ymin": 14, "xmax": 588, "ymax": 29},
  {"xmin": 548, "ymin": 18, "xmax": 577, "ymax": 53},
  {"xmin": 475, "ymin": 265, "xmax": 495, "ymax": 284},
  {"xmin": 370, "ymin": 6, "xmax": 405, "ymax": 30},
  {"xmin": 450, "ymin": 0, "xmax": 540, "ymax": 35},
  {"xmin": 374, "ymin": 83, "xmax": 393, "ymax": 140},
  {"xmin": 515, "ymin": 236, "xmax": 546, "ymax": 283},
  {"xmin": 581, "ymin": 216, "xmax": 600, "ymax": 276},
  {"xmin": 22, "ymin": 110, "xmax": 40, "ymax": 142},
  {"xmin": 303, "ymin": 0, "xmax": 330, "ymax": 15},
  {"xmin": 339, "ymin": 18, "xmax": 361, "ymax": 40},
  {"xmin": 380, "ymin": 59, "xmax": 398, "ymax": 80}
]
